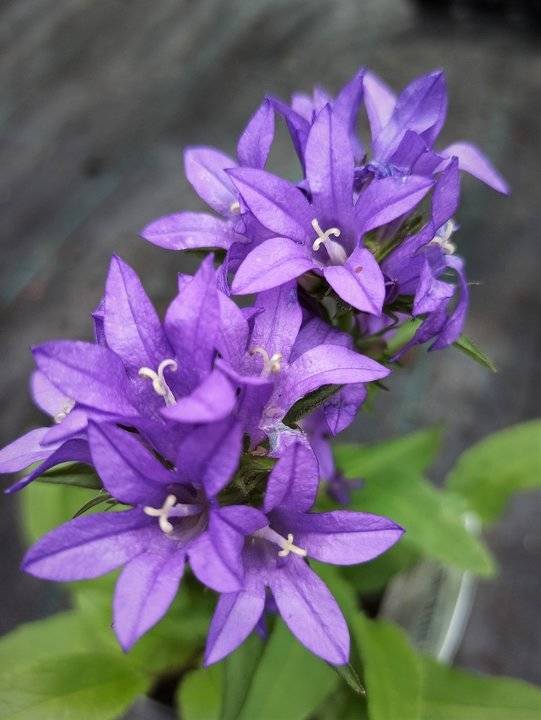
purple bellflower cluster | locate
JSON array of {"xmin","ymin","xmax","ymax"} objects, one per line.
[{"xmin": 0, "ymin": 68, "xmax": 506, "ymax": 666}]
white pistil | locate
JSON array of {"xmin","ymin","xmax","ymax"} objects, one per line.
[
  {"xmin": 250, "ymin": 346, "xmax": 283, "ymax": 376},
  {"xmin": 138, "ymin": 358, "xmax": 178, "ymax": 406},
  {"xmin": 253, "ymin": 526, "xmax": 307, "ymax": 558},
  {"xmin": 143, "ymin": 494, "xmax": 202, "ymax": 535},
  {"xmin": 431, "ymin": 219, "xmax": 458, "ymax": 255},
  {"xmin": 54, "ymin": 400, "xmax": 75, "ymax": 424},
  {"xmin": 311, "ymin": 218, "xmax": 347, "ymax": 265},
  {"xmin": 229, "ymin": 200, "xmax": 241, "ymax": 214}
]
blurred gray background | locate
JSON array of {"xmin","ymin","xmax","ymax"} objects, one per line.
[{"xmin": 1, "ymin": 0, "xmax": 540, "ymax": 685}]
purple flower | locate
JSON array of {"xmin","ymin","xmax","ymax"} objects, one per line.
[
  {"xmin": 22, "ymin": 420, "xmax": 266, "ymax": 650},
  {"xmin": 204, "ymin": 442, "xmax": 403, "ymax": 665}
]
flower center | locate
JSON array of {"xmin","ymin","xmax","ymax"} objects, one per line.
[
  {"xmin": 250, "ymin": 346, "xmax": 283, "ymax": 376},
  {"xmin": 54, "ymin": 399, "xmax": 75, "ymax": 424},
  {"xmin": 143, "ymin": 494, "xmax": 202, "ymax": 535},
  {"xmin": 431, "ymin": 219, "xmax": 457, "ymax": 255},
  {"xmin": 311, "ymin": 218, "xmax": 347, "ymax": 265},
  {"xmin": 138, "ymin": 359, "xmax": 178, "ymax": 406},
  {"xmin": 253, "ymin": 526, "xmax": 307, "ymax": 558}
]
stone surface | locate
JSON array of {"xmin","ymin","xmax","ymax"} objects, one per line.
[{"xmin": 0, "ymin": 0, "xmax": 540, "ymax": 684}]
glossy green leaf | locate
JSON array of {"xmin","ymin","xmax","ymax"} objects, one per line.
[
  {"xmin": 453, "ymin": 335, "xmax": 497, "ymax": 373},
  {"xmin": 235, "ymin": 620, "xmax": 338, "ymax": 720},
  {"xmin": 0, "ymin": 652, "xmax": 148, "ymax": 720},
  {"xmin": 177, "ymin": 663, "xmax": 223, "ymax": 720},
  {"xmin": 353, "ymin": 615, "xmax": 422, "ymax": 720},
  {"xmin": 421, "ymin": 656, "xmax": 541, "ymax": 719},
  {"xmin": 345, "ymin": 468, "xmax": 494, "ymax": 576},
  {"xmin": 334, "ymin": 427, "xmax": 442, "ymax": 480},
  {"xmin": 446, "ymin": 419, "xmax": 541, "ymax": 524}
]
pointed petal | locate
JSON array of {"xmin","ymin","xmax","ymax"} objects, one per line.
[
  {"xmin": 290, "ymin": 317, "xmax": 352, "ymax": 362},
  {"xmin": 22, "ymin": 509, "xmax": 154, "ymax": 581},
  {"xmin": 88, "ymin": 422, "xmax": 173, "ymax": 506},
  {"xmin": 250, "ymin": 282, "xmax": 302, "ymax": 364},
  {"xmin": 165, "ymin": 255, "xmax": 219, "ymax": 383},
  {"xmin": 30, "ymin": 371, "xmax": 73, "ymax": 419},
  {"xmin": 32, "ymin": 341, "xmax": 136, "ymax": 415},
  {"xmin": 389, "ymin": 130, "xmax": 442, "ymax": 177},
  {"xmin": 363, "ymin": 71, "xmax": 396, "ymax": 140},
  {"xmin": 264, "ymin": 442, "xmax": 319, "ymax": 513},
  {"xmin": 281, "ymin": 509, "xmax": 404, "ymax": 565},
  {"xmin": 184, "ymin": 146, "xmax": 237, "ymax": 214},
  {"xmin": 272, "ymin": 345, "xmax": 389, "ymax": 417},
  {"xmin": 440, "ymin": 142, "xmax": 509, "ymax": 194},
  {"xmin": 7, "ymin": 438, "xmax": 91, "ymax": 494},
  {"xmin": 0, "ymin": 428, "xmax": 52, "ymax": 474},
  {"xmin": 113, "ymin": 542, "xmax": 185, "ymax": 650},
  {"xmin": 227, "ymin": 167, "xmax": 313, "ymax": 243},
  {"xmin": 104, "ymin": 256, "xmax": 171, "ymax": 373},
  {"xmin": 205, "ymin": 588, "xmax": 266, "ymax": 665},
  {"xmin": 141, "ymin": 211, "xmax": 237, "ymax": 251},
  {"xmin": 333, "ymin": 68, "xmax": 365, "ymax": 160},
  {"xmin": 232, "ymin": 237, "xmax": 314, "ymax": 295},
  {"xmin": 430, "ymin": 255, "xmax": 469, "ymax": 350},
  {"xmin": 217, "ymin": 291, "xmax": 250, "ymax": 368},
  {"xmin": 432, "ymin": 157, "xmax": 460, "ymax": 229},
  {"xmin": 305, "ymin": 105, "xmax": 354, "ymax": 222},
  {"xmin": 41, "ymin": 409, "xmax": 90, "ymax": 445},
  {"xmin": 177, "ymin": 417, "xmax": 242, "ymax": 497},
  {"xmin": 269, "ymin": 556, "xmax": 349, "ymax": 664},
  {"xmin": 413, "ymin": 259, "xmax": 454, "ymax": 316},
  {"xmin": 355, "ymin": 175, "xmax": 433, "ymax": 234},
  {"xmin": 374, "ymin": 70, "xmax": 447, "ymax": 159},
  {"xmin": 324, "ymin": 247, "xmax": 385, "ymax": 315},
  {"xmin": 268, "ymin": 96, "xmax": 310, "ymax": 169},
  {"xmin": 163, "ymin": 368, "xmax": 236, "ymax": 424},
  {"xmin": 237, "ymin": 99, "xmax": 275, "ymax": 169},
  {"xmin": 324, "ymin": 383, "xmax": 367, "ymax": 435}
]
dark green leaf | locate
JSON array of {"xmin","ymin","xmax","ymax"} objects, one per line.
[
  {"xmin": 0, "ymin": 652, "xmax": 149, "ymax": 720},
  {"xmin": 284, "ymin": 384, "xmax": 342, "ymax": 426},
  {"xmin": 452, "ymin": 335, "xmax": 497, "ymax": 373},
  {"xmin": 73, "ymin": 491, "xmax": 115, "ymax": 518},
  {"xmin": 353, "ymin": 616, "xmax": 422, "ymax": 720},
  {"xmin": 177, "ymin": 663, "xmax": 223, "ymax": 720},
  {"xmin": 420, "ymin": 656, "xmax": 541, "ymax": 719},
  {"xmin": 446, "ymin": 419, "xmax": 541, "ymax": 524},
  {"xmin": 38, "ymin": 462, "xmax": 103, "ymax": 489}
]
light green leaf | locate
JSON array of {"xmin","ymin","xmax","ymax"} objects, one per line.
[
  {"xmin": 453, "ymin": 335, "xmax": 497, "ymax": 373},
  {"xmin": 38, "ymin": 462, "xmax": 103, "ymax": 490},
  {"xmin": 334, "ymin": 427, "xmax": 442, "ymax": 480},
  {"xmin": 0, "ymin": 652, "xmax": 148, "ymax": 720},
  {"xmin": 221, "ymin": 633, "xmax": 264, "ymax": 720},
  {"xmin": 177, "ymin": 663, "xmax": 223, "ymax": 720},
  {"xmin": 235, "ymin": 620, "xmax": 338, "ymax": 720},
  {"xmin": 345, "ymin": 468, "xmax": 494, "ymax": 576},
  {"xmin": 446, "ymin": 419, "xmax": 541, "ymax": 524},
  {"xmin": 385, "ymin": 318, "xmax": 422, "ymax": 356},
  {"xmin": 421, "ymin": 656, "xmax": 541, "ymax": 719},
  {"xmin": 353, "ymin": 615, "xmax": 422, "ymax": 720},
  {"xmin": 342, "ymin": 540, "xmax": 420, "ymax": 594}
]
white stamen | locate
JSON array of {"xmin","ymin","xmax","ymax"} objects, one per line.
[
  {"xmin": 138, "ymin": 358, "xmax": 178, "ymax": 406},
  {"xmin": 250, "ymin": 346, "xmax": 283, "ymax": 376},
  {"xmin": 431, "ymin": 219, "xmax": 458, "ymax": 255},
  {"xmin": 54, "ymin": 400, "xmax": 75, "ymax": 424},
  {"xmin": 143, "ymin": 494, "xmax": 202, "ymax": 535},
  {"xmin": 253, "ymin": 527, "xmax": 307, "ymax": 558},
  {"xmin": 311, "ymin": 218, "xmax": 347, "ymax": 264},
  {"xmin": 229, "ymin": 200, "xmax": 241, "ymax": 214}
]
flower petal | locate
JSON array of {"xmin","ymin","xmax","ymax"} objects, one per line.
[
  {"xmin": 249, "ymin": 282, "xmax": 302, "ymax": 365},
  {"xmin": 232, "ymin": 237, "xmax": 314, "ymax": 295},
  {"xmin": 30, "ymin": 371, "xmax": 73, "ymax": 419},
  {"xmin": 141, "ymin": 211, "xmax": 236, "ymax": 251},
  {"xmin": 237, "ymin": 99, "xmax": 275, "ymax": 169},
  {"xmin": 22, "ymin": 509, "xmax": 155, "ymax": 581},
  {"xmin": 7, "ymin": 438, "xmax": 91, "ymax": 494},
  {"xmin": 355, "ymin": 175, "xmax": 433, "ymax": 234},
  {"xmin": 432, "ymin": 156, "xmax": 460, "ymax": 230},
  {"xmin": 363, "ymin": 70, "xmax": 396, "ymax": 140},
  {"xmin": 323, "ymin": 247, "xmax": 385, "ymax": 315},
  {"xmin": 0, "ymin": 428, "xmax": 53, "ymax": 474},
  {"xmin": 184, "ymin": 146, "xmax": 237, "ymax": 214},
  {"xmin": 264, "ymin": 442, "xmax": 319, "ymax": 514},
  {"xmin": 204, "ymin": 588, "xmax": 266, "ymax": 665},
  {"xmin": 163, "ymin": 368, "xmax": 236, "ymax": 424},
  {"xmin": 217, "ymin": 291, "xmax": 250, "ymax": 368},
  {"xmin": 323, "ymin": 383, "xmax": 367, "ymax": 436},
  {"xmin": 113, "ymin": 542, "xmax": 185, "ymax": 650},
  {"xmin": 440, "ymin": 141, "xmax": 509, "ymax": 194},
  {"xmin": 268, "ymin": 556, "xmax": 349, "ymax": 664}
]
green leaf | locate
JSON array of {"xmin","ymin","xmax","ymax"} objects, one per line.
[
  {"xmin": 353, "ymin": 615, "xmax": 422, "ymax": 720},
  {"xmin": 385, "ymin": 318, "xmax": 422, "ymax": 356},
  {"xmin": 334, "ymin": 427, "xmax": 442, "ymax": 480},
  {"xmin": 177, "ymin": 664, "xmax": 223, "ymax": 720},
  {"xmin": 235, "ymin": 620, "xmax": 339, "ymax": 720},
  {"xmin": 345, "ymin": 468, "xmax": 494, "ymax": 576},
  {"xmin": 341, "ymin": 540, "xmax": 420, "ymax": 594},
  {"xmin": 20, "ymin": 482, "xmax": 99, "ymax": 544},
  {"xmin": 0, "ymin": 652, "xmax": 148, "ymax": 720},
  {"xmin": 221, "ymin": 633, "xmax": 264, "ymax": 720},
  {"xmin": 446, "ymin": 419, "xmax": 541, "ymax": 524},
  {"xmin": 38, "ymin": 462, "xmax": 103, "ymax": 489},
  {"xmin": 284, "ymin": 384, "xmax": 342, "ymax": 426},
  {"xmin": 453, "ymin": 335, "xmax": 497, "ymax": 373},
  {"xmin": 420, "ymin": 656, "xmax": 541, "ymax": 719},
  {"xmin": 0, "ymin": 612, "xmax": 93, "ymax": 671}
]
